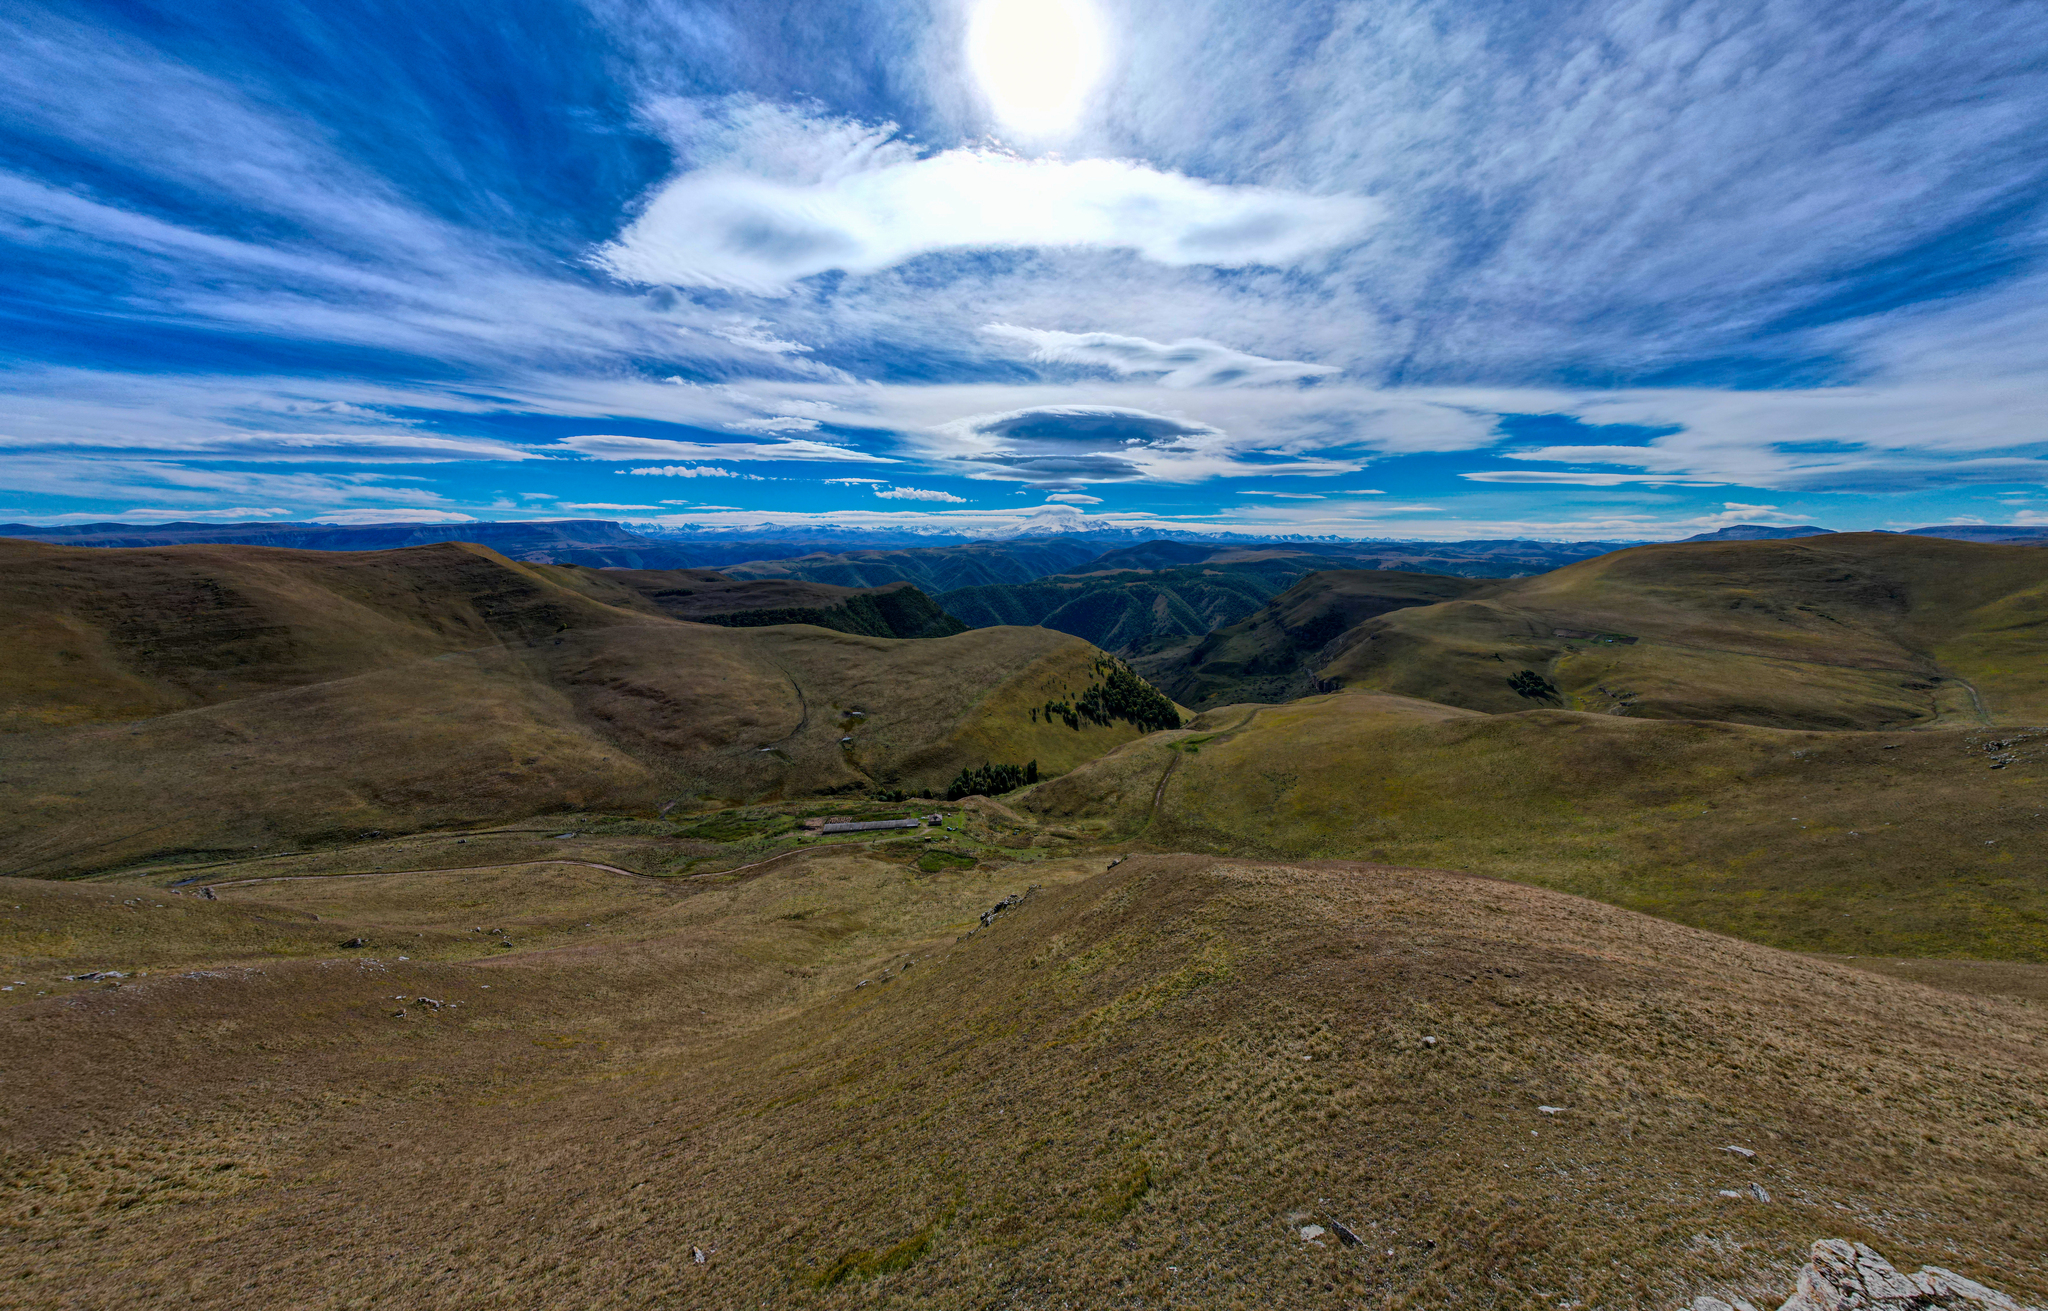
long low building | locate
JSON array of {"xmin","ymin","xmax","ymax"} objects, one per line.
[{"xmin": 818, "ymin": 818, "xmax": 923, "ymax": 834}]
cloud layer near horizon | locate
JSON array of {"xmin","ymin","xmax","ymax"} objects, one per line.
[{"xmin": 0, "ymin": 0, "xmax": 2043, "ymax": 537}]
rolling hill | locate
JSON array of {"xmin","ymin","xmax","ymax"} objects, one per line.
[
  {"xmin": 0, "ymin": 538, "xmax": 1171, "ymax": 877},
  {"xmin": 2, "ymin": 847, "xmax": 2042, "ymax": 1309},
  {"xmin": 1134, "ymin": 570, "xmax": 1489, "ymax": 707},
  {"xmin": 1145, "ymin": 534, "xmax": 2048, "ymax": 728},
  {"xmin": 559, "ymin": 567, "xmax": 965, "ymax": 639},
  {"xmin": 1022, "ymin": 689, "xmax": 2048, "ymax": 961},
  {"xmin": 936, "ymin": 552, "xmax": 1399, "ymax": 653}
]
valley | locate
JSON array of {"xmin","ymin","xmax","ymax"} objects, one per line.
[{"xmin": 2, "ymin": 528, "xmax": 2045, "ymax": 1310}]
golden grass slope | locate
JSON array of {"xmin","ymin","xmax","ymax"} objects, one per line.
[
  {"xmin": 2, "ymin": 852, "xmax": 2043, "ymax": 1308},
  {"xmin": 1024, "ymin": 690, "xmax": 2048, "ymax": 961},
  {"xmin": 1314, "ymin": 534, "xmax": 2048, "ymax": 729},
  {"xmin": 0, "ymin": 540, "xmax": 1164, "ymax": 877},
  {"xmin": 0, "ymin": 537, "xmax": 651, "ymax": 732}
]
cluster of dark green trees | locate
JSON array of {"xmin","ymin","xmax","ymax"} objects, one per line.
[
  {"xmin": 945, "ymin": 760, "xmax": 1038, "ymax": 800},
  {"xmin": 1031, "ymin": 657, "xmax": 1183, "ymax": 733}
]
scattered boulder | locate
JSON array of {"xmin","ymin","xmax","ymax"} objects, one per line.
[
  {"xmin": 1327, "ymin": 1219, "xmax": 1362, "ymax": 1247},
  {"xmin": 1299, "ymin": 1224, "xmax": 1327, "ymax": 1243},
  {"xmin": 1724, "ymin": 1145, "xmax": 1758, "ymax": 1158},
  {"xmin": 340, "ymin": 938, "xmax": 368, "ymax": 949}
]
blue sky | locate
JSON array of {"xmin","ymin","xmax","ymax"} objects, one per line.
[{"xmin": 2, "ymin": 0, "xmax": 2045, "ymax": 539}]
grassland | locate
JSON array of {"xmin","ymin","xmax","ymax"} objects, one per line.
[
  {"xmin": 2, "ymin": 848, "xmax": 2043, "ymax": 1309},
  {"xmin": 1151, "ymin": 534, "xmax": 2048, "ymax": 729},
  {"xmin": 1023, "ymin": 691, "xmax": 2048, "ymax": 961},
  {"xmin": 0, "ymin": 538, "xmax": 1168, "ymax": 877},
  {"xmin": 1336, "ymin": 534, "xmax": 2048, "ymax": 728}
]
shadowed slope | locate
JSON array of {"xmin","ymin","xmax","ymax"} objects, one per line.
[
  {"xmin": 2, "ymin": 854, "xmax": 2042, "ymax": 1308},
  {"xmin": 1023, "ymin": 690, "xmax": 2048, "ymax": 960},
  {"xmin": 553, "ymin": 566, "xmax": 966, "ymax": 638},
  {"xmin": 1146, "ymin": 535, "xmax": 2048, "ymax": 728},
  {"xmin": 1136, "ymin": 570, "xmax": 1489, "ymax": 708},
  {"xmin": 0, "ymin": 541, "xmax": 1171, "ymax": 877}
]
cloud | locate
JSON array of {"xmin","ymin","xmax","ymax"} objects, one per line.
[
  {"xmin": 309, "ymin": 509, "xmax": 478, "ymax": 525},
  {"xmin": 873, "ymin": 486, "xmax": 968, "ymax": 502},
  {"xmin": 0, "ymin": 506, "xmax": 292, "ymax": 524},
  {"xmin": 724, "ymin": 416, "xmax": 823, "ymax": 434},
  {"xmin": 557, "ymin": 434, "xmax": 893, "ymax": 463},
  {"xmin": 708, "ymin": 319, "xmax": 812, "ymax": 354},
  {"xmin": 923, "ymin": 401, "xmax": 1377, "ymax": 486},
  {"xmin": 0, "ymin": 429, "xmax": 539, "ymax": 463},
  {"xmin": 559, "ymin": 503, "xmax": 662, "ymax": 511},
  {"xmin": 1044, "ymin": 492, "xmax": 1102, "ymax": 504},
  {"xmin": 1460, "ymin": 470, "xmax": 1729, "ymax": 487},
  {"xmin": 1686, "ymin": 504, "xmax": 1808, "ymax": 530},
  {"xmin": 982, "ymin": 325, "xmax": 1338, "ymax": 388},
  {"xmin": 623, "ymin": 464, "xmax": 753, "ymax": 478},
  {"xmin": 596, "ymin": 102, "xmax": 1381, "ymax": 293},
  {"xmin": 1236, "ymin": 490, "xmax": 1326, "ymax": 498}
]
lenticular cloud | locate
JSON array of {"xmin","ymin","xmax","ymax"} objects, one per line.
[{"xmin": 597, "ymin": 146, "xmax": 1380, "ymax": 293}]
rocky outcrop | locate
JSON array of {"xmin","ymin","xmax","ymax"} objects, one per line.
[{"xmin": 1695, "ymin": 1240, "xmax": 2043, "ymax": 1311}]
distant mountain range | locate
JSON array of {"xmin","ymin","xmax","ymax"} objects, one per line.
[
  {"xmin": 6, "ymin": 518, "xmax": 2043, "ymax": 579},
  {"xmin": 1682, "ymin": 522, "xmax": 2048, "ymax": 544}
]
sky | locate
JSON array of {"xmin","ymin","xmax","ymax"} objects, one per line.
[{"xmin": 2, "ymin": 0, "xmax": 2045, "ymax": 541}]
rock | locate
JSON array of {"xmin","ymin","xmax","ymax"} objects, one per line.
[
  {"xmin": 1775, "ymin": 1239, "xmax": 2045, "ymax": 1311},
  {"xmin": 1718, "ymin": 1190, "xmax": 1744, "ymax": 1199},
  {"xmin": 980, "ymin": 892, "xmax": 1025, "ymax": 928},
  {"xmin": 1538, "ymin": 1105, "xmax": 1565, "ymax": 1114},
  {"xmin": 693, "ymin": 1247, "xmax": 706, "ymax": 1264},
  {"xmin": 1299, "ymin": 1224, "xmax": 1326, "ymax": 1243},
  {"xmin": 1421, "ymin": 1036, "xmax": 1438, "ymax": 1047},
  {"xmin": 1327, "ymin": 1219, "xmax": 1362, "ymax": 1247},
  {"xmin": 1749, "ymin": 1182, "xmax": 1770, "ymax": 1203},
  {"xmin": 1723, "ymin": 1145, "xmax": 1757, "ymax": 1158},
  {"xmin": 340, "ymin": 938, "xmax": 368, "ymax": 949}
]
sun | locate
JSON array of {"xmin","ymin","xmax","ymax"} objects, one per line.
[{"xmin": 966, "ymin": 0, "xmax": 1108, "ymax": 136}]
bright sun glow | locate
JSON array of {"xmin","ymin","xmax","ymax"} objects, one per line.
[{"xmin": 967, "ymin": 0, "xmax": 1107, "ymax": 135}]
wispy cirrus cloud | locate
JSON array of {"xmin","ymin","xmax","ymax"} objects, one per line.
[
  {"xmin": 980, "ymin": 324, "xmax": 1338, "ymax": 388},
  {"xmin": 3, "ymin": 0, "xmax": 2044, "ymax": 533},
  {"xmin": 596, "ymin": 101, "xmax": 1381, "ymax": 294},
  {"xmin": 554, "ymin": 433, "xmax": 894, "ymax": 463},
  {"xmin": 872, "ymin": 486, "xmax": 967, "ymax": 502}
]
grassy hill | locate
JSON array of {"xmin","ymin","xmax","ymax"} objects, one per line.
[
  {"xmin": 0, "ymin": 539, "xmax": 1171, "ymax": 877},
  {"xmin": 1022, "ymin": 689, "xmax": 2048, "ymax": 961},
  {"xmin": 1134, "ymin": 570, "xmax": 1488, "ymax": 707},
  {"xmin": 555, "ymin": 566, "xmax": 965, "ymax": 639},
  {"xmin": 1143, "ymin": 534, "xmax": 2048, "ymax": 728},
  {"xmin": 3, "ymin": 849, "xmax": 2042, "ymax": 1309}
]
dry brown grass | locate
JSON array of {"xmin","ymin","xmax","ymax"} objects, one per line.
[
  {"xmin": 1023, "ymin": 691, "xmax": 2048, "ymax": 961},
  {"xmin": 1307, "ymin": 534, "xmax": 2048, "ymax": 730},
  {"xmin": 0, "ymin": 540, "xmax": 1159, "ymax": 877},
  {"xmin": 3, "ymin": 851, "xmax": 2043, "ymax": 1309}
]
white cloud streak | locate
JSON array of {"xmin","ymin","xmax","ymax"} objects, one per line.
[{"xmin": 597, "ymin": 103, "xmax": 1381, "ymax": 293}]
